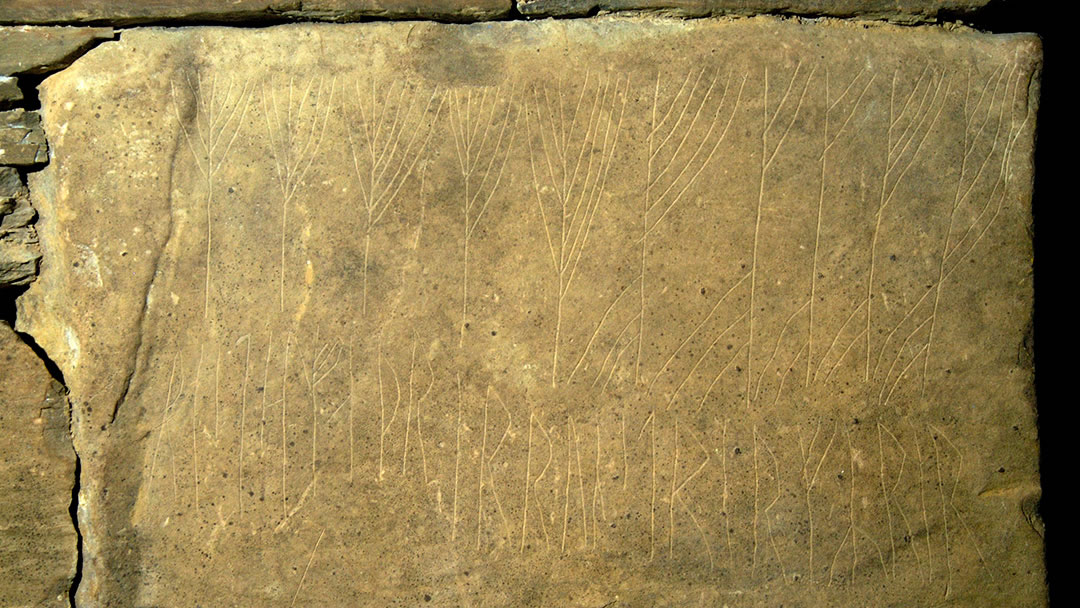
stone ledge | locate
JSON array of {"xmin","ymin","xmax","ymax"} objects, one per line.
[
  {"xmin": 517, "ymin": 0, "xmax": 992, "ymax": 20},
  {"xmin": 0, "ymin": 166, "xmax": 40, "ymax": 287},
  {"xmin": 0, "ymin": 26, "xmax": 114, "ymax": 76},
  {"xmin": 0, "ymin": 0, "xmax": 512, "ymax": 25},
  {"xmin": 0, "ymin": 76, "xmax": 22, "ymax": 107},
  {"xmin": 0, "ymin": 109, "xmax": 48, "ymax": 166}
]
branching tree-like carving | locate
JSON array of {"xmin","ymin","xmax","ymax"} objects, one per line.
[
  {"xmin": 260, "ymin": 76, "xmax": 336, "ymax": 313},
  {"xmin": 636, "ymin": 68, "xmax": 746, "ymax": 384},
  {"xmin": 864, "ymin": 67, "xmax": 949, "ymax": 380},
  {"xmin": 805, "ymin": 66, "xmax": 875, "ymax": 386},
  {"xmin": 343, "ymin": 80, "xmax": 443, "ymax": 316},
  {"xmin": 171, "ymin": 73, "xmax": 254, "ymax": 318},
  {"xmin": 446, "ymin": 86, "xmax": 518, "ymax": 347},
  {"xmin": 524, "ymin": 72, "xmax": 630, "ymax": 388},
  {"xmin": 746, "ymin": 62, "xmax": 816, "ymax": 407},
  {"xmin": 871, "ymin": 64, "xmax": 1032, "ymax": 407}
]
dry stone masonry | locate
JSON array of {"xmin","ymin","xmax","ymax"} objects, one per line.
[
  {"xmin": 0, "ymin": 5, "xmax": 1046, "ymax": 608},
  {"xmin": 1, "ymin": 26, "xmax": 114, "ymax": 290}
]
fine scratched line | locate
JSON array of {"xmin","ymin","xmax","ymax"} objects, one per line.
[
  {"xmin": 237, "ymin": 335, "xmax": 251, "ymax": 521},
  {"xmin": 290, "ymin": 529, "xmax": 326, "ymax": 607},
  {"xmin": 695, "ymin": 341, "xmax": 748, "ymax": 415},
  {"xmin": 666, "ymin": 310, "xmax": 748, "ymax": 411},
  {"xmin": 649, "ymin": 271, "xmax": 751, "ymax": 395},
  {"xmin": 567, "ymin": 277, "xmax": 639, "ymax": 384}
]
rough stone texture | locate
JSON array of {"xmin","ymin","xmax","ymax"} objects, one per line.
[
  {"xmin": 0, "ymin": 26, "xmax": 114, "ymax": 75},
  {"xmin": 0, "ymin": 0, "xmax": 511, "ymax": 25},
  {"xmin": 0, "ymin": 76, "xmax": 23, "ymax": 107},
  {"xmin": 517, "ymin": 0, "xmax": 990, "ymax": 19},
  {"xmin": 0, "ymin": 109, "xmax": 48, "ymax": 165},
  {"xmin": 0, "ymin": 166, "xmax": 40, "ymax": 287},
  {"xmin": 295, "ymin": 0, "xmax": 511, "ymax": 20},
  {"xmin": 18, "ymin": 18, "xmax": 1043, "ymax": 606},
  {"xmin": 0, "ymin": 321, "xmax": 77, "ymax": 607},
  {"xmin": 0, "ymin": 164, "xmax": 20, "ymax": 204}
]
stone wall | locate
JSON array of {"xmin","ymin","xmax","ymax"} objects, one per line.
[{"xmin": 0, "ymin": 3, "xmax": 1049, "ymax": 607}]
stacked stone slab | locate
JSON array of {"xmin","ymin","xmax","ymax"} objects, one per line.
[
  {"xmin": 0, "ymin": 26, "xmax": 112, "ymax": 289},
  {"xmin": 1, "ymin": 24, "xmax": 113, "ymax": 608},
  {"xmin": 1, "ymin": 166, "xmax": 39, "ymax": 286},
  {"xmin": 0, "ymin": 0, "xmax": 513, "ymax": 24}
]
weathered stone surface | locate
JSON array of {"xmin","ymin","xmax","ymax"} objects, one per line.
[
  {"xmin": 0, "ymin": 322, "xmax": 77, "ymax": 607},
  {"xmin": 0, "ymin": 166, "xmax": 40, "ymax": 287},
  {"xmin": 0, "ymin": 0, "xmax": 510, "ymax": 25},
  {"xmin": 0, "ymin": 76, "xmax": 23, "ymax": 107},
  {"xmin": 0, "ymin": 0, "xmax": 297, "ymax": 25},
  {"xmin": 517, "ymin": 0, "xmax": 990, "ymax": 19},
  {"xmin": 301, "ymin": 0, "xmax": 511, "ymax": 20},
  {"xmin": 0, "ymin": 108, "xmax": 47, "ymax": 165},
  {"xmin": 0, "ymin": 26, "xmax": 114, "ymax": 75},
  {"xmin": 0, "ymin": 165, "xmax": 22, "ymax": 201},
  {"xmin": 19, "ymin": 18, "xmax": 1042, "ymax": 606},
  {"xmin": 0, "ymin": 240, "xmax": 39, "ymax": 286}
]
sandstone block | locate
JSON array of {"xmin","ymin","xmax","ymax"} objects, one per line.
[
  {"xmin": 0, "ymin": 166, "xmax": 40, "ymax": 287},
  {"xmin": 17, "ymin": 18, "xmax": 1043, "ymax": 606},
  {"xmin": 517, "ymin": 0, "xmax": 991, "ymax": 19}
]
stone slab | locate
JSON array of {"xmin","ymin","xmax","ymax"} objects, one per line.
[
  {"xmin": 0, "ymin": 108, "xmax": 47, "ymax": 165},
  {"xmin": 517, "ymin": 0, "xmax": 991, "ymax": 19},
  {"xmin": 296, "ymin": 0, "xmax": 510, "ymax": 20},
  {"xmin": 19, "ymin": 18, "xmax": 1042, "ymax": 606},
  {"xmin": 0, "ymin": 322, "xmax": 77, "ymax": 607},
  {"xmin": 0, "ymin": 165, "xmax": 39, "ymax": 287},
  {"xmin": 0, "ymin": 0, "xmax": 511, "ymax": 25},
  {"xmin": 0, "ymin": 26, "xmax": 114, "ymax": 75},
  {"xmin": 0, "ymin": 76, "xmax": 22, "ymax": 107},
  {"xmin": 0, "ymin": 165, "xmax": 22, "ymax": 201}
]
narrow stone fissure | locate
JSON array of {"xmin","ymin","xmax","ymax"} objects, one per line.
[
  {"xmin": 12, "ymin": 324, "xmax": 66, "ymax": 386},
  {"xmin": 0, "ymin": 288, "xmax": 22, "ymax": 326},
  {"xmin": 67, "ymin": 455, "xmax": 83, "ymax": 608}
]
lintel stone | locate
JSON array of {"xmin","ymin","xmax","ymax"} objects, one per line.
[
  {"xmin": 516, "ymin": 0, "xmax": 992, "ymax": 19},
  {"xmin": 0, "ymin": 0, "xmax": 512, "ymax": 25}
]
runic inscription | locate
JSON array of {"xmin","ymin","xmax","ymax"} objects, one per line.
[{"xmin": 20, "ymin": 18, "xmax": 1042, "ymax": 607}]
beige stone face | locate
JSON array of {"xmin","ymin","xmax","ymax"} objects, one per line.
[{"xmin": 19, "ymin": 18, "xmax": 1042, "ymax": 606}]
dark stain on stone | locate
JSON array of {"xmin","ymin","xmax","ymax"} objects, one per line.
[{"xmin": 410, "ymin": 26, "xmax": 506, "ymax": 89}]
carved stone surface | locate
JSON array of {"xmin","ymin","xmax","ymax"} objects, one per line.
[
  {"xmin": 18, "ymin": 18, "xmax": 1042, "ymax": 606},
  {"xmin": 0, "ymin": 322, "xmax": 77, "ymax": 607},
  {"xmin": 0, "ymin": 26, "xmax": 113, "ymax": 75}
]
